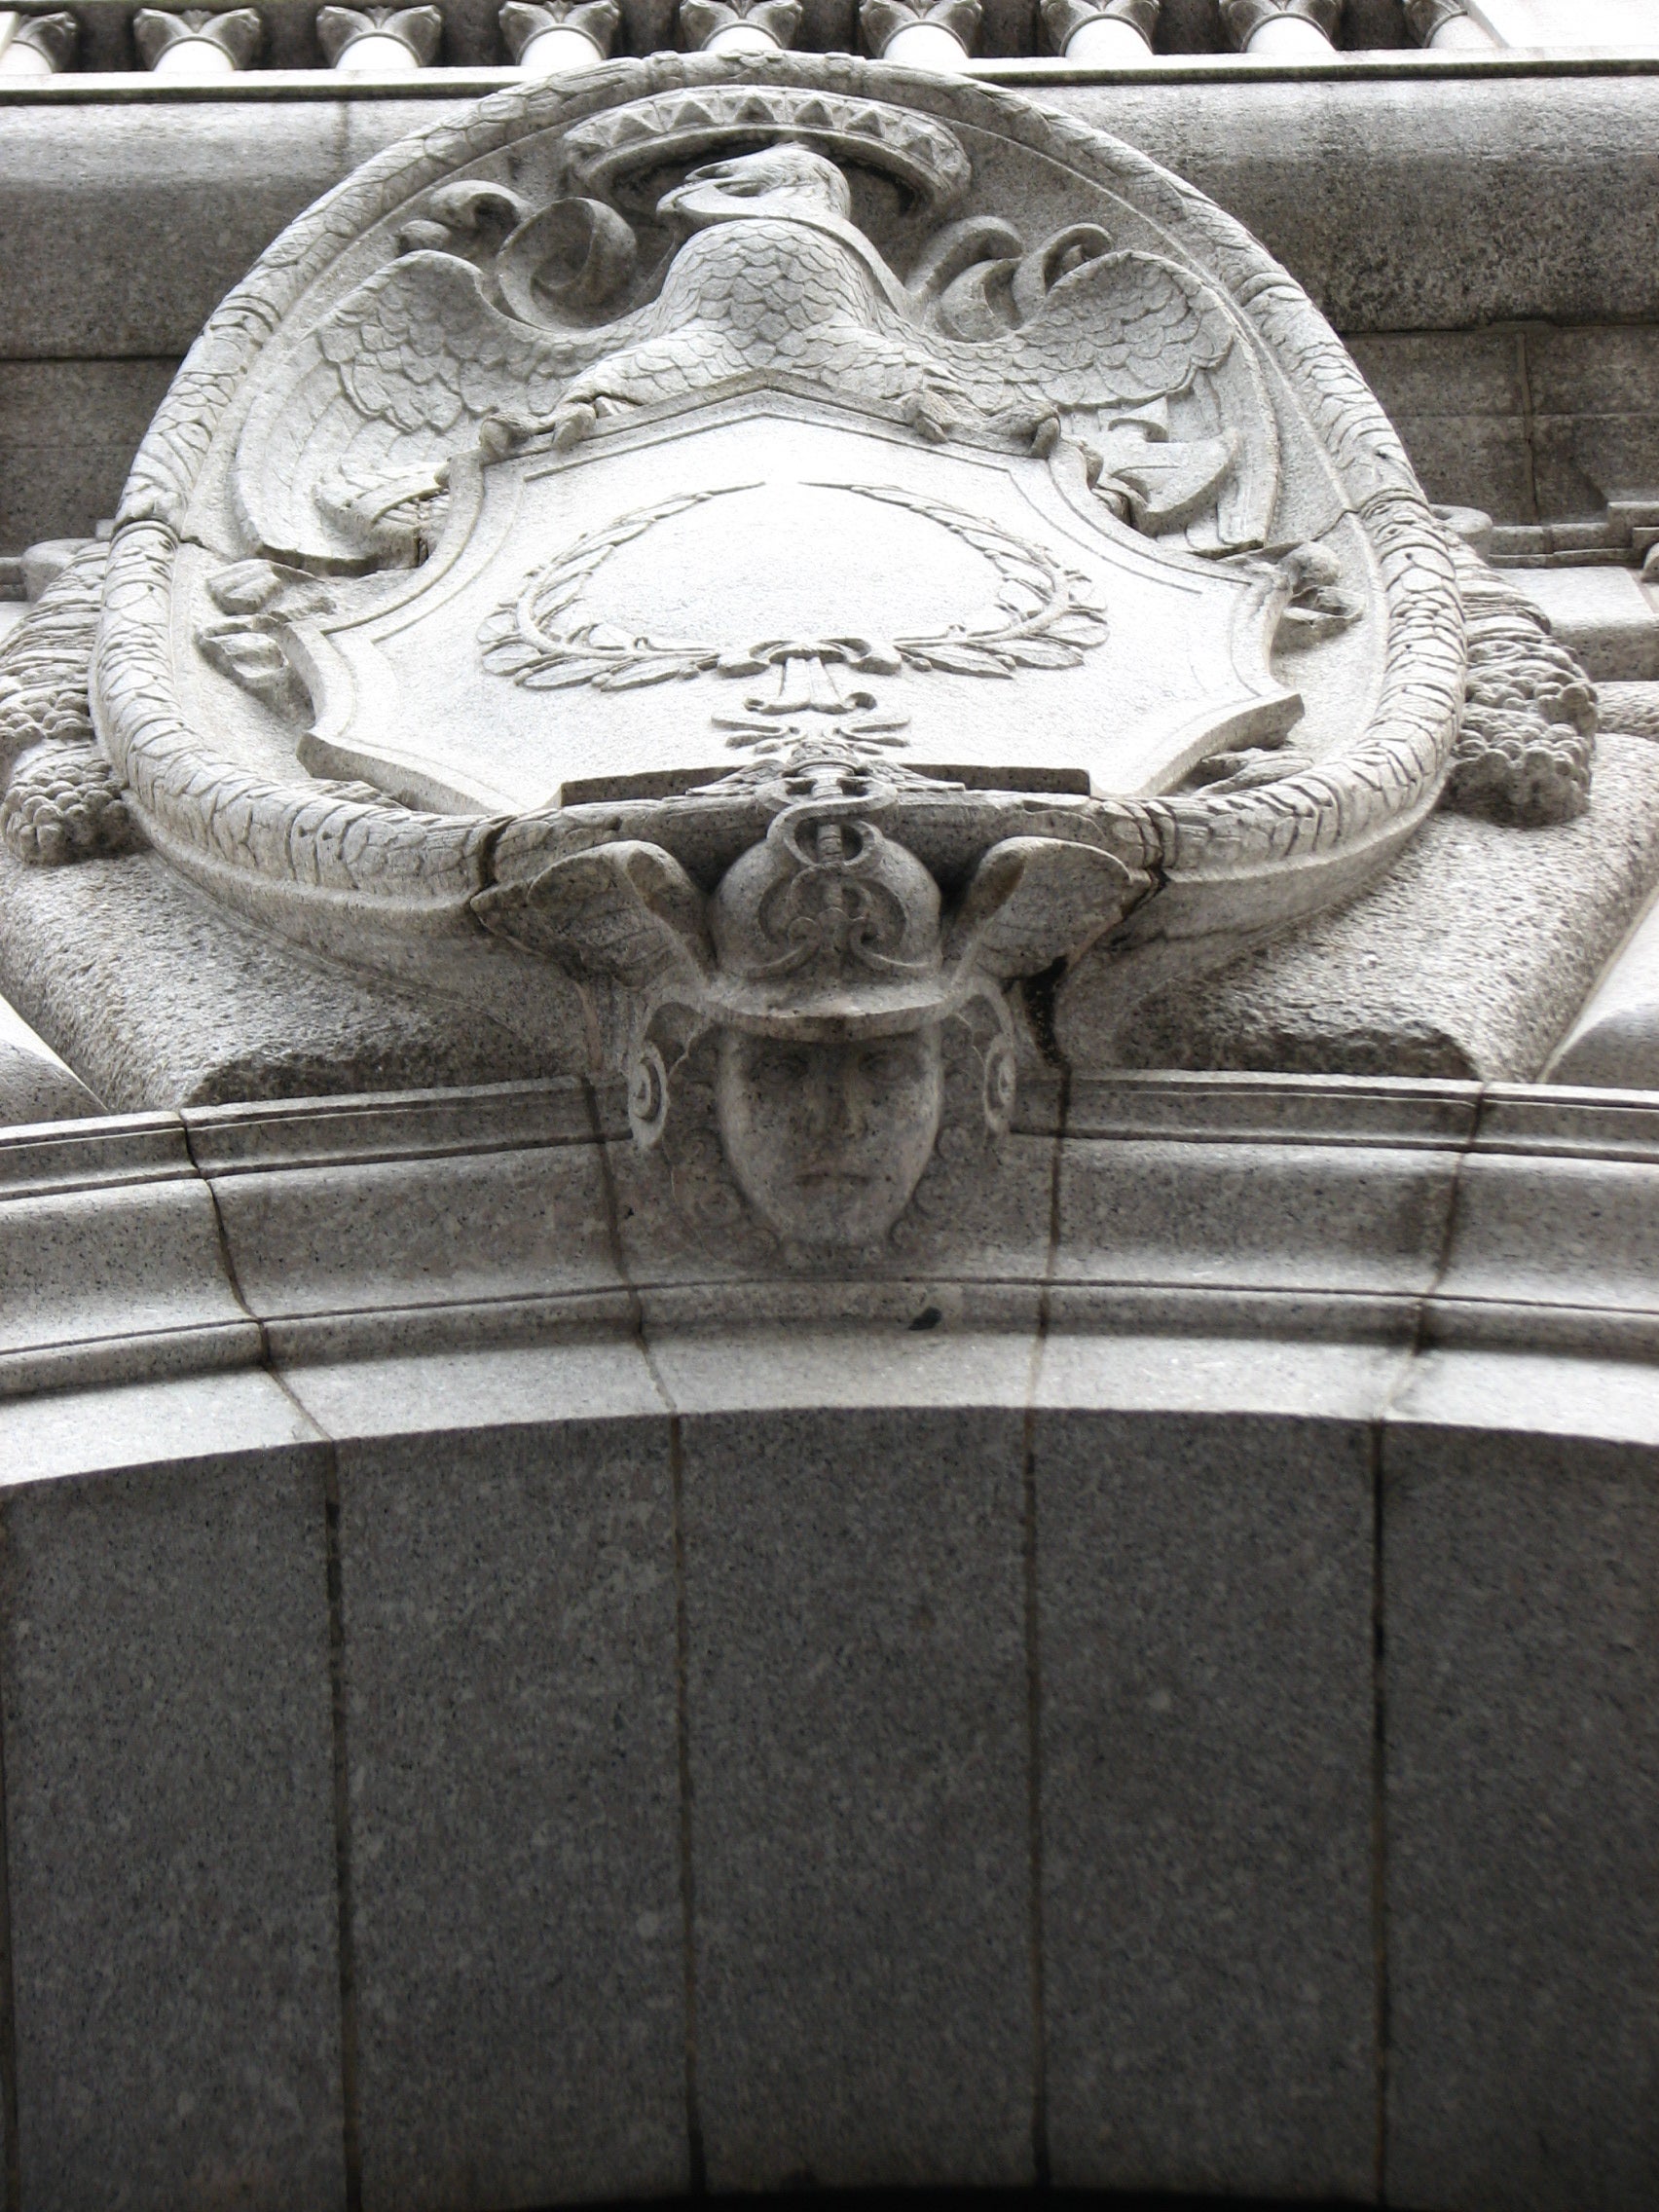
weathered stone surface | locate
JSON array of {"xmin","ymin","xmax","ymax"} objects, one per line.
[
  {"xmin": 1063, "ymin": 730, "xmax": 1659, "ymax": 1082},
  {"xmin": 0, "ymin": 1442, "xmax": 348, "ymax": 2212},
  {"xmin": 0, "ymin": 984, "xmax": 101, "ymax": 1123},
  {"xmin": 676, "ymin": 1400, "xmax": 1034, "ymax": 2188},
  {"xmin": 330, "ymin": 1417, "xmax": 687, "ymax": 2212},
  {"xmin": 0, "ymin": 357, "xmax": 175, "ymax": 553},
  {"xmin": 6, "ymin": 75, "xmax": 1658, "ymax": 364},
  {"xmin": 1037, "ymin": 1411, "xmax": 1375, "ymax": 2201},
  {"xmin": 0, "ymin": 1094, "xmax": 1656, "ymax": 2206},
  {"xmin": 51, "ymin": 57, "xmax": 1471, "ymax": 1250},
  {"xmin": 0, "ymin": 845, "xmax": 571, "ymax": 1111},
  {"xmin": 0, "ymin": 1110, "xmax": 259, "ymax": 1395},
  {"xmin": 1514, "ymin": 565, "xmax": 1659, "ymax": 683},
  {"xmin": 1547, "ymin": 880, "xmax": 1659, "ymax": 1086},
  {"xmin": 1382, "ymin": 1406, "xmax": 1659, "ymax": 2211}
]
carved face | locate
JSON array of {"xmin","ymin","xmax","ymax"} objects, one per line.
[{"xmin": 715, "ymin": 1026, "xmax": 944, "ymax": 1247}]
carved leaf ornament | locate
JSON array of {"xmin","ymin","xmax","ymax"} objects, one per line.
[{"xmin": 478, "ymin": 482, "xmax": 1108, "ymax": 693}]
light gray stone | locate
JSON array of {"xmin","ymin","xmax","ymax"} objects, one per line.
[
  {"xmin": 0, "ymin": 983, "xmax": 101, "ymax": 1124},
  {"xmin": 0, "ymin": 1364, "xmax": 327, "ymax": 1483},
  {"xmin": 280, "ymin": 1339, "xmax": 667, "ymax": 1438},
  {"xmin": 1546, "ymin": 881, "xmax": 1659, "ymax": 1086},
  {"xmin": 190, "ymin": 1083, "xmax": 631, "ymax": 1363},
  {"xmin": 1041, "ymin": 72, "xmax": 1659, "ymax": 335},
  {"xmin": 4, "ymin": 74, "xmax": 1657, "ymax": 362},
  {"xmin": 0, "ymin": 1442, "xmax": 348, "ymax": 2212},
  {"xmin": 0, "ymin": 1110, "xmax": 257, "ymax": 1395},
  {"xmin": 63, "ymin": 57, "xmax": 1473, "ymax": 1251},
  {"xmin": 0, "ymin": 1077, "xmax": 1654, "ymax": 2207},
  {"xmin": 1427, "ymin": 1085, "xmax": 1659, "ymax": 1345},
  {"xmin": 1516, "ymin": 564, "xmax": 1659, "ymax": 682},
  {"xmin": 0, "ymin": 846, "xmax": 574, "ymax": 1112},
  {"xmin": 1382, "ymin": 1418, "xmax": 1659, "ymax": 2211},
  {"xmin": 1036, "ymin": 1408, "xmax": 1377, "ymax": 2200},
  {"xmin": 1474, "ymin": 0, "xmax": 1659, "ymax": 50},
  {"xmin": 679, "ymin": 1403, "xmax": 1034, "ymax": 2189},
  {"xmin": 332, "ymin": 1416, "xmax": 688, "ymax": 2212},
  {"xmin": 1063, "ymin": 731, "xmax": 1659, "ymax": 1082}
]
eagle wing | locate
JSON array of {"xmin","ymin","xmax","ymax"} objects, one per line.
[
  {"xmin": 473, "ymin": 841, "xmax": 711, "ymax": 990},
  {"xmin": 943, "ymin": 250, "xmax": 1235, "ymax": 419},
  {"xmin": 232, "ymin": 251, "xmax": 648, "ymax": 568},
  {"xmin": 942, "ymin": 250, "xmax": 1281, "ymax": 551}
]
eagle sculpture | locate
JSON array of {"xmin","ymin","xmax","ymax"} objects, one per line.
[{"xmin": 235, "ymin": 140, "xmax": 1279, "ymax": 571}]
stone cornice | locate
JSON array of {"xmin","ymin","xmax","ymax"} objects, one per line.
[{"xmin": 7, "ymin": 1070, "xmax": 1659, "ymax": 1396}]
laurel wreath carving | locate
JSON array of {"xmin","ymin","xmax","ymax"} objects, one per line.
[{"xmin": 476, "ymin": 481, "xmax": 1109, "ymax": 692}]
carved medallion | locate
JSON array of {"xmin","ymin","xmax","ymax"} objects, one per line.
[{"xmin": 85, "ymin": 56, "xmax": 1476, "ymax": 1246}]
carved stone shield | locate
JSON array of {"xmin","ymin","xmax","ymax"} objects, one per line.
[
  {"xmin": 95, "ymin": 56, "xmax": 1462, "ymax": 1024},
  {"xmin": 290, "ymin": 389, "xmax": 1299, "ymax": 810}
]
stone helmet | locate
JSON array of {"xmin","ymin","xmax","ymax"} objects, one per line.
[{"xmin": 703, "ymin": 793, "xmax": 963, "ymax": 1040}]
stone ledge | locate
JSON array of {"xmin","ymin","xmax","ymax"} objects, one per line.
[{"xmin": 5, "ymin": 1069, "xmax": 1659, "ymax": 1397}]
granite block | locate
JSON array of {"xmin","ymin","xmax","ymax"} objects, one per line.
[
  {"xmin": 1381, "ymin": 413, "xmax": 1535, "ymax": 527},
  {"xmin": 1346, "ymin": 330, "xmax": 1527, "ymax": 423},
  {"xmin": 1514, "ymin": 565, "xmax": 1659, "ymax": 682},
  {"xmin": 1532, "ymin": 409, "xmax": 1659, "ymax": 524},
  {"xmin": 0, "ymin": 106, "xmax": 387, "ymax": 360},
  {"xmin": 0, "ymin": 1445, "xmax": 347, "ymax": 2212},
  {"xmin": 1035, "ymin": 1328, "xmax": 1410, "ymax": 1424},
  {"xmin": 281, "ymin": 1340, "xmax": 666, "ymax": 1441},
  {"xmin": 1386, "ymin": 1346, "xmax": 1659, "ymax": 1450},
  {"xmin": 1054, "ymin": 1134, "xmax": 1458, "ymax": 1304},
  {"xmin": 1382, "ymin": 1421, "xmax": 1659, "ymax": 2211},
  {"xmin": 1547, "ymin": 886, "xmax": 1659, "ymax": 1088},
  {"xmin": 0, "ymin": 1365, "xmax": 324, "ymax": 1482},
  {"xmin": 1043, "ymin": 74, "xmax": 1659, "ymax": 332},
  {"xmin": 0, "ymin": 848, "xmax": 567, "ymax": 1116},
  {"xmin": 1037, "ymin": 1409, "xmax": 1377, "ymax": 2201},
  {"xmin": 1525, "ymin": 322, "xmax": 1659, "ymax": 419},
  {"xmin": 645, "ymin": 1325, "xmax": 1039, "ymax": 1417},
  {"xmin": 0, "ymin": 358, "xmax": 176, "ymax": 551},
  {"xmin": 204, "ymin": 1140, "xmax": 626, "ymax": 1356},
  {"xmin": 0, "ymin": 1115, "xmax": 256, "ymax": 1391},
  {"xmin": 1061, "ymin": 732, "xmax": 1659, "ymax": 1084},
  {"xmin": 682, "ymin": 1405, "xmax": 1034, "ymax": 2190},
  {"xmin": 0, "ymin": 986, "xmax": 102, "ymax": 1126},
  {"xmin": 335, "ymin": 1417, "xmax": 687, "ymax": 2212},
  {"xmin": 1434, "ymin": 1150, "xmax": 1659, "ymax": 1324}
]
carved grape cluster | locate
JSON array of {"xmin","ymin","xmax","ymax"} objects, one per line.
[
  {"xmin": 1441, "ymin": 542, "xmax": 1597, "ymax": 830},
  {"xmin": 0, "ymin": 744, "xmax": 138, "ymax": 866}
]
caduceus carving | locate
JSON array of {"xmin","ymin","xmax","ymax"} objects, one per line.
[{"xmin": 236, "ymin": 137, "xmax": 1278, "ymax": 570}]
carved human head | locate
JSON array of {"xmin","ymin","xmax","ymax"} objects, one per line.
[
  {"xmin": 701, "ymin": 801, "xmax": 960, "ymax": 1247},
  {"xmin": 474, "ymin": 779, "xmax": 1149, "ymax": 1251}
]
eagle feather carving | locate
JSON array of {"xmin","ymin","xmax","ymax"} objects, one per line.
[{"xmin": 234, "ymin": 141, "xmax": 1278, "ymax": 568}]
